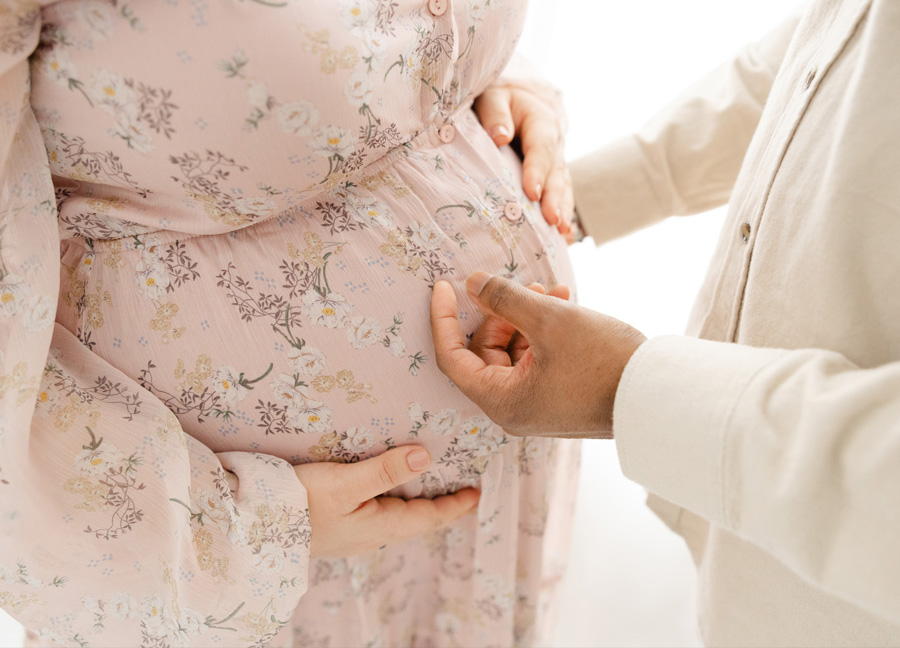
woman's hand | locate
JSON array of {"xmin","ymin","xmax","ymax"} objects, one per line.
[
  {"xmin": 475, "ymin": 83, "xmax": 576, "ymax": 243},
  {"xmin": 295, "ymin": 446, "xmax": 479, "ymax": 558}
]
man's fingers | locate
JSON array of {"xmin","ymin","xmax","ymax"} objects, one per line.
[
  {"xmin": 337, "ymin": 446, "xmax": 432, "ymax": 507},
  {"xmin": 466, "ymin": 272, "xmax": 562, "ymax": 339},
  {"xmin": 469, "ymin": 283, "xmax": 546, "ymax": 365},
  {"xmin": 474, "ymin": 86, "xmax": 514, "ymax": 147},
  {"xmin": 431, "ymin": 280, "xmax": 490, "ymax": 389},
  {"xmin": 360, "ymin": 488, "xmax": 480, "ymax": 545}
]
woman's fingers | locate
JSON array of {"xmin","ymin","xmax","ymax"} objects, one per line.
[
  {"xmin": 474, "ymin": 84, "xmax": 573, "ymax": 231},
  {"xmin": 541, "ymin": 159, "xmax": 568, "ymax": 227},
  {"xmin": 518, "ymin": 110, "xmax": 560, "ymax": 203},
  {"xmin": 332, "ymin": 445, "xmax": 433, "ymax": 509},
  {"xmin": 358, "ymin": 489, "xmax": 480, "ymax": 547},
  {"xmin": 474, "ymin": 86, "xmax": 515, "ymax": 146}
]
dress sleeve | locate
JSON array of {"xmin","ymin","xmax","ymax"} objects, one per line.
[
  {"xmin": 0, "ymin": 7, "xmax": 311, "ymax": 647},
  {"xmin": 614, "ymin": 336, "xmax": 900, "ymax": 626},
  {"xmin": 570, "ymin": 12, "xmax": 801, "ymax": 245}
]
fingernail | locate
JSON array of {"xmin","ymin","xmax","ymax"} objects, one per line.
[
  {"xmin": 548, "ymin": 205, "xmax": 560, "ymax": 226},
  {"xmin": 466, "ymin": 271, "xmax": 492, "ymax": 297},
  {"xmin": 407, "ymin": 448, "xmax": 431, "ymax": 471},
  {"xmin": 490, "ymin": 124, "xmax": 510, "ymax": 143},
  {"xmin": 534, "ymin": 183, "xmax": 543, "ymax": 200}
]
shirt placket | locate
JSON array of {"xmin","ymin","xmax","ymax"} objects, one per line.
[{"xmin": 698, "ymin": 0, "xmax": 872, "ymax": 344}]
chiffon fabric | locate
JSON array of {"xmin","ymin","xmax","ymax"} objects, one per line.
[{"xmin": 0, "ymin": 1, "xmax": 579, "ymax": 646}]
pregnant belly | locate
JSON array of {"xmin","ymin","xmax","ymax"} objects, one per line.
[{"xmin": 59, "ymin": 126, "xmax": 574, "ymax": 496}]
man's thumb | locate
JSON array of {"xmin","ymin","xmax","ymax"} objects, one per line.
[{"xmin": 466, "ymin": 272, "xmax": 558, "ymax": 337}]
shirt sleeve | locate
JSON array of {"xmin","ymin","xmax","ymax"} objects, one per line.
[
  {"xmin": 0, "ymin": 7, "xmax": 311, "ymax": 646},
  {"xmin": 570, "ymin": 12, "xmax": 800, "ymax": 245},
  {"xmin": 613, "ymin": 335, "xmax": 900, "ymax": 626}
]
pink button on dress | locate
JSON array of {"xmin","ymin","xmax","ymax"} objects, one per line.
[{"xmin": 0, "ymin": 1, "xmax": 579, "ymax": 647}]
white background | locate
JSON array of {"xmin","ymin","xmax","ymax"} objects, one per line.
[{"xmin": 0, "ymin": 1, "xmax": 794, "ymax": 646}]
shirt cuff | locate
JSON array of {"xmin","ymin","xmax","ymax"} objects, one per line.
[
  {"xmin": 612, "ymin": 335, "xmax": 783, "ymax": 529},
  {"xmin": 570, "ymin": 135, "xmax": 667, "ymax": 245}
]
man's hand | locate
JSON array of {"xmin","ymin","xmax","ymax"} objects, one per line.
[
  {"xmin": 430, "ymin": 273, "xmax": 647, "ymax": 438},
  {"xmin": 474, "ymin": 84, "xmax": 576, "ymax": 242},
  {"xmin": 295, "ymin": 446, "xmax": 479, "ymax": 558}
]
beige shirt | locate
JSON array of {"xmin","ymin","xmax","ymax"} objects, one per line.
[{"xmin": 571, "ymin": 0, "xmax": 900, "ymax": 645}]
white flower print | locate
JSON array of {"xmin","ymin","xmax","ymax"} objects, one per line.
[
  {"xmin": 410, "ymin": 221, "xmax": 445, "ymax": 250},
  {"xmin": 457, "ymin": 416, "xmax": 505, "ymax": 457},
  {"xmin": 41, "ymin": 47, "xmax": 76, "ymax": 84},
  {"xmin": 75, "ymin": 442, "xmax": 125, "ymax": 477},
  {"xmin": 428, "ymin": 408, "xmax": 460, "ymax": 436},
  {"xmin": 288, "ymin": 345, "xmax": 326, "ymax": 376},
  {"xmin": 272, "ymin": 373, "xmax": 313, "ymax": 409},
  {"xmin": 166, "ymin": 607, "xmax": 205, "ymax": 647},
  {"xmin": 343, "ymin": 426, "xmax": 374, "ymax": 453},
  {"xmin": 212, "ymin": 366, "xmax": 247, "ymax": 406},
  {"xmin": 138, "ymin": 234, "xmax": 165, "ymax": 264},
  {"xmin": 435, "ymin": 612, "xmax": 461, "ymax": 635},
  {"xmin": 113, "ymin": 115, "xmax": 155, "ymax": 153},
  {"xmin": 134, "ymin": 258, "xmax": 171, "ymax": 300},
  {"xmin": 339, "ymin": 0, "xmax": 375, "ymax": 32},
  {"xmin": 347, "ymin": 194, "xmax": 394, "ymax": 228},
  {"xmin": 81, "ymin": 596, "xmax": 102, "ymax": 614},
  {"xmin": 23, "ymin": 294, "xmax": 55, "ymax": 331},
  {"xmin": 253, "ymin": 543, "xmax": 285, "ymax": 574},
  {"xmin": 192, "ymin": 487, "xmax": 245, "ymax": 543},
  {"xmin": 399, "ymin": 42, "xmax": 422, "ymax": 79},
  {"xmin": 277, "ymin": 101, "xmax": 319, "ymax": 137},
  {"xmin": 35, "ymin": 379, "xmax": 61, "ymax": 413},
  {"xmin": 311, "ymin": 125, "xmax": 355, "ymax": 158},
  {"xmin": 36, "ymin": 629, "xmax": 65, "ymax": 646},
  {"xmin": 90, "ymin": 69, "xmax": 139, "ymax": 117},
  {"xmin": 407, "ymin": 402, "xmax": 426, "ymax": 424},
  {"xmin": 346, "ymin": 316, "xmax": 381, "ymax": 348},
  {"xmin": 246, "ymin": 79, "xmax": 270, "ymax": 112},
  {"xmin": 345, "ymin": 70, "xmax": 373, "ymax": 108},
  {"xmin": 176, "ymin": 607, "xmax": 205, "ymax": 636},
  {"xmin": 141, "ymin": 596, "xmax": 168, "ymax": 635},
  {"xmin": 233, "ymin": 195, "xmax": 276, "ymax": 216},
  {"xmin": 302, "ymin": 290, "xmax": 353, "ymax": 328},
  {"xmin": 287, "ymin": 399, "xmax": 333, "ymax": 434},
  {"xmin": 108, "ymin": 592, "xmax": 138, "ymax": 620},
  {"xmin": 388, "ymin": 336, "xmax": 406, "ymax": 357},
  {"xmin": 467, "ymin": 0, "xmax": 487, "ymax": 26},
  {"xmin": 77, "ymin": 1, "xmax": 116, "ymax": 39},
  {"xmin": 361, "ymin": 29, "xmax": 388, "ymax": 61},
  {"xmin": 0, "ymin": 274, "xmax": 29, "ymax": 317}
]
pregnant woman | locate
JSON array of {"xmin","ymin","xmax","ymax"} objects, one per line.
[{"xmin": 0, "ymin": 1, "xmax": 578, "ymax": 646}]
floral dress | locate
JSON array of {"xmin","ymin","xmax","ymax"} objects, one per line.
[{"xmin": 0, "ymin": 1, "xmax": 579, "ymax": 647}]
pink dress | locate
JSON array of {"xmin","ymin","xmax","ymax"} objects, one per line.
[{"xmin": 0, "ymin": 1, "xmax": 579, "ymax": 646}]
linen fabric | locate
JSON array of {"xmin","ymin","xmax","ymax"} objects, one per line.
[
  {"xmin": 0, "ymin": 1, "xmax": 578, "ymax": 646},
  {"xmin": 572, "ymin": 0, "xmax": 900, "ymax": 645}
]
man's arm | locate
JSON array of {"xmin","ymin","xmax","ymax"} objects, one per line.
[
  {"xmin": 572, "ymin": 13, "xmax": 800, "ymax": 244},
  {"xmin": 430, "ymin": 275, "xmax": 900, "ymax": 627},
  {"xmin": 615, "ymin": 335, "xmax": 900, "ymax": 627}
]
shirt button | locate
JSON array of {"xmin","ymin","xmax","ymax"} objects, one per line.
[
  {"xmin": 740, "ymin": 222, "xmax": 752, "ymax": 242},
  {"xmin": 428, "ymin": 0, "xmax": 447, "ymax": 16},
  {"xmin": 803, "ymin": 67, "xmax": 817, "ymax": 90},
  {"xmin": 438, "ymin": 124, "xmax": 455, "ymax": 143},
  {"xmin": 503, "ymin": 201, "xmax": 522, "ymax": 221}
]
